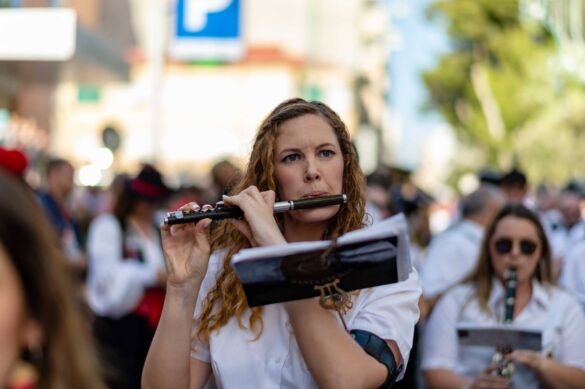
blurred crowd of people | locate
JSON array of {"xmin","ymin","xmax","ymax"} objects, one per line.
[
  {"xmin": 364, "ymin": 164, "xmax": 585, "ymax": 388},
  {"xmin": 2, "ymin": 141, "xmax": 585, "ymax": 388},
  {"xmin": 0, "ymin": 147, "xmax": 242, "ymax": 389}
]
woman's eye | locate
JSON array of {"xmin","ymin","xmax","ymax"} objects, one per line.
[
  {"xmin": 283, "ymin": 154, "xmax": 300, "ymax": 163},
  {"xmin": 319, "ymin": 150, "xmax": 335, "ymax": 158}
]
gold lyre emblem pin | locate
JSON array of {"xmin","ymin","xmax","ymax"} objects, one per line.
[{"xmin": 314, "ymin": 279, "xmax": 353, "ymax": 314}]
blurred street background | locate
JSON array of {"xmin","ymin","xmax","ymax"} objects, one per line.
[
  {"xmin": 3, "ymin": 1, "xmax": 585, "ymax": 387},
  {"xmin": 2, "ymin": 0, "xmax": 585, "ymax": 203}
]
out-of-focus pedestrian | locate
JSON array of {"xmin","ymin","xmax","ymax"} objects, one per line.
[
  {"xmin": 86, "ymin": 164, "xmax": 170, "ymax": 389},
  {"xmin": 208, "ymin": 159, "xmax": 241, "ymax": 203},
  {"xmin": 500, "ymin": 168, "xmax": 529, "ymax": 204},
  {"xmin": 549, "ymin": 187, "xmax": 585, "ymax": 267},
  {"xmin": 421, "ymin": 185, "xmax": 506, "ymax": 309},
  {"xmin": 37, "ymin": 158, "xmax": 86, "ymax": 279}
]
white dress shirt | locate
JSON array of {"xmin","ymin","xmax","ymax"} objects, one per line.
[
  {"xmin": 550, "ymin": 220, "xmax": 585, "ymax": 261},
  {"xmin": 421, "ymin": 220, "xmax": 484, "ymax": 299},
  {"xmin": 86, "ymin": 213, "xmax": 165, "ymax": 318},
  {"xmin": 191, "ymin": 250, "xmax": 422, "ymax": 389},
  {"xmin": 560, "ymin": 240, "xmax": 585, "ymax": 309},
  {"xmin": 422, "ymin": 280, "xmax": 585, "ymax": 388}
]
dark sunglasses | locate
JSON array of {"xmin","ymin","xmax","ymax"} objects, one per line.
[{"xmin": 493, "ymin": 238, "xmax": 538, "ymax": 255}]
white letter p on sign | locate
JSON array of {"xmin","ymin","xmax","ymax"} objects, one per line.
[{"xmin": 185, "ymin": 0, "xmax": 232, "ymax": 32}]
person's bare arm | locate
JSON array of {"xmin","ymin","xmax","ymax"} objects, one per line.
[
  {"xmin": 285, "ymin": 299, "xmax": 393, "ymax": 389},
  {"xmin": 143, "ymin": 281, "xmax": 211, "ymax": 389},
  {"xmin": 142, "ymin": 202, "xmax": 213, "ymax": 389}
]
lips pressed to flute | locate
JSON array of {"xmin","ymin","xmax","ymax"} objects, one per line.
[{"xmin": 163, "ymin": 194, "xmax": 348, "ymax": 226}]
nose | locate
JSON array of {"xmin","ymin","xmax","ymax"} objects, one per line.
[
  {"xmin": 304, "ymin": 158, "xmax": 321, "ymax": 182},
  {"xmin": 510, "ymin": 241, "xmax": 522, "ymax": 257}
]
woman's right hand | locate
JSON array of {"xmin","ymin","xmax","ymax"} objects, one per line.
[
  {"xmin": 160, "ymin": 202, "xmax": 212, "ymax": 287},
  {"xmin": 467, "ymin": 364, "xmax": 511, "ymax": 389}
]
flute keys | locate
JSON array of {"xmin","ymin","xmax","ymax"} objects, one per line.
[{"xmin": 200, "ymin": 204, "xmax": 213, "ymax": 211}]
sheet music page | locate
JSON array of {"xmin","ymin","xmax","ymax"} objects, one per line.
[
  {"xmin": 230, "ymin": 214, "xmax": 412, "ymax": 306},
  {"xmin": 456, "ymin": 323, "xmax": 542, "ymax": 351},
  {"xmin": 231, "ymin": 214, "xmax": 408, "ymax": 265}
]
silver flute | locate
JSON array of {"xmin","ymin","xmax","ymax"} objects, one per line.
[{"xmin": 164, "ymin": 194, "xmax": 348, "ymax": 225}]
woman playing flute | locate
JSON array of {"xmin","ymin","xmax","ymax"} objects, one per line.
[{"xmin": 142, "ymin": 98, "xmax": 421, "ymax": 388}]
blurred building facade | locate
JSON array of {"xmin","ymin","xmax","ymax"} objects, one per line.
[
  {"xmin": 0, "ymin": 1, "xmax": 397, "ymax": 186},
  {"xmin": 47, "ymin": 0, "xmax": 395, "ymax": 186},
  {"xmin": 0, "ymin": 0, "xmax": 136, "ymax": 184}
]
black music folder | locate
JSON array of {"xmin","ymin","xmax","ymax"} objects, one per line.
[
  {"xmin": 457, "ymin": 324, "xmax": 542, "ymax": 351},
  {"xmin": 231, "ymin": 214, "xmax": 413, "ymax": 307}
]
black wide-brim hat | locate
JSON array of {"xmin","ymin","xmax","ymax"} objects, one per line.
[{"xmin": 128, "ymin": 164, "xmax": 172, "ymax": 202}]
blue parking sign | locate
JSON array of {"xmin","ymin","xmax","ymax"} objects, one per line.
[{"xmin": 170, "ymin": 0, "xmax": 244, "ymax": 61}]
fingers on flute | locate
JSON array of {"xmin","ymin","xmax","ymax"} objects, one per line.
[
  {"xmin": 167, "ymin": 202, "xmax": 204, "ymax": 233},
  {"xmin": 194, "ymin": 218, "xmax": 213, "ymax": 243},
  {"xmin": 260, "ymin": 190, "xmax": 276, "ymax": 205},
  {"xmin": 178, "ymin": 202, "xmax": 200, "ymax": 212}
]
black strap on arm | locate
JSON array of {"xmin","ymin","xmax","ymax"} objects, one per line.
[{"xmin": 350, "ymin": 329, "xmax": 402, "ymax": 389}]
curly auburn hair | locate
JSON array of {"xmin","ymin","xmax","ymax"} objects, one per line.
[{"xmin": 196, "ymin": 98, "xmax": 366, "ymax": 341}]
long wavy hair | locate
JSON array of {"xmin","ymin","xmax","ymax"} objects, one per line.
[
  {"xmin": 0, "ymin": 170, "xmax": 106, "ymax": 389},
  {"xmin": 196, "ymin": 98, "xmax": 366, "ymax": 341},
  {"xmin": 467, "ymin": 203, "xmax": 553, "ymax": 313}
]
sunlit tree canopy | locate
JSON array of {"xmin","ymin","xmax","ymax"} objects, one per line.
[{"xmin": 423, "ymin": 0, "xmax": 585, "ymax": 187}]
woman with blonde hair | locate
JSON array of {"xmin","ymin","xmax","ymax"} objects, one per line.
[
  {"xmin": 0, "ymin": 170, "xmax": 105, "ymax": 389},
  {"xmin": 423, "ymin": 203, "xmax": 585, "ymax": 388},
  {"xmin": 143, "ymin": 98, "xmax": 421, "ymax": 388}
]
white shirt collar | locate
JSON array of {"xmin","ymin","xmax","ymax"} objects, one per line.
[
  {"xmin": 489, "ymin": 278, "xmax": 550, "ymax": 314},
  {"xmin": 460, "ymin": 219, "xmax": 484, "ymax": 239}
]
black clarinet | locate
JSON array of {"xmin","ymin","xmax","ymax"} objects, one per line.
[
  {"xmin": 164, "ymin": 194, "xmax": 347, "ymax": 225},
  {"xmin": 492, "ymin": 266, "xmax": 517, "ymax": 378}
]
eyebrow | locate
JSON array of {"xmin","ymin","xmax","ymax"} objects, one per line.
[{"xmin": 277, "ymin": 142, "xmax": 338, "ymax": 156}]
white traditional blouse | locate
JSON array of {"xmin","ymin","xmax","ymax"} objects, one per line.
[
  {"xmin": 86, "ymin": 213, "xmax": 165, "ymax": 318},
  {"xmin": 191, "ymin": 250, "xmax": 422, "ymax": 389},
  {"xmin": 422, "ymin": 280, "xmax": 585, "ymax": 388}
]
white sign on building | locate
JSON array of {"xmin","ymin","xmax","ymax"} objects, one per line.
[{"xmin": 0, "ymin": 8, "xmax": 76, "ymax": 61}]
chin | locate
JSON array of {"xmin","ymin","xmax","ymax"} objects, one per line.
[{"xmin": 291, "ymin": 206, "xmax": 340, "ymax": 224}]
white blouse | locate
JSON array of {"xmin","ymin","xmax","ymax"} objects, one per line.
[
  {"xmin": 560, "ymin": 240, "xmax": 585, "ymax": 309},
  {"xmin": 191, "ymin": 250, "xmax": 422, "ymax": 389},
  {"xmin": 422, "ymin": 280, "xmax": 585, "ymax": 388},
  {"xmin": 86, "ymin": 213, "xmax": 165, "ymax": 318},
  {"xmin": 421, "ymin": 220, "xmax": 484, "ymax": 299}
]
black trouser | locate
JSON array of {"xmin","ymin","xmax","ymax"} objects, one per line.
[{"xmin": 93, "ymin": 313, "xmax": 154, "ymax": 389}]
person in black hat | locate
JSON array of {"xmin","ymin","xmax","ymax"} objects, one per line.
[
  {"xmin": 85, "ymin": 164, "xmax": 171, "ymax": 389},
  {"xmin": 501, "ymin": 167, "xmax": 528, "ymax": 204}
]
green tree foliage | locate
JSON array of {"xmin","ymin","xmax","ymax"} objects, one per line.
[{"xmin": 423, "ymin": 0, "xmax": 585, "ymax": 186}]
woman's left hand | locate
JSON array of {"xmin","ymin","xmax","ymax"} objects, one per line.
[
  {"xmin": 222, "ymin": 186, "xmax": 287, "ymax": 247},
  {"xmin": 507, "ymin": 350, "xmax": 543, "ymax": 372}
]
